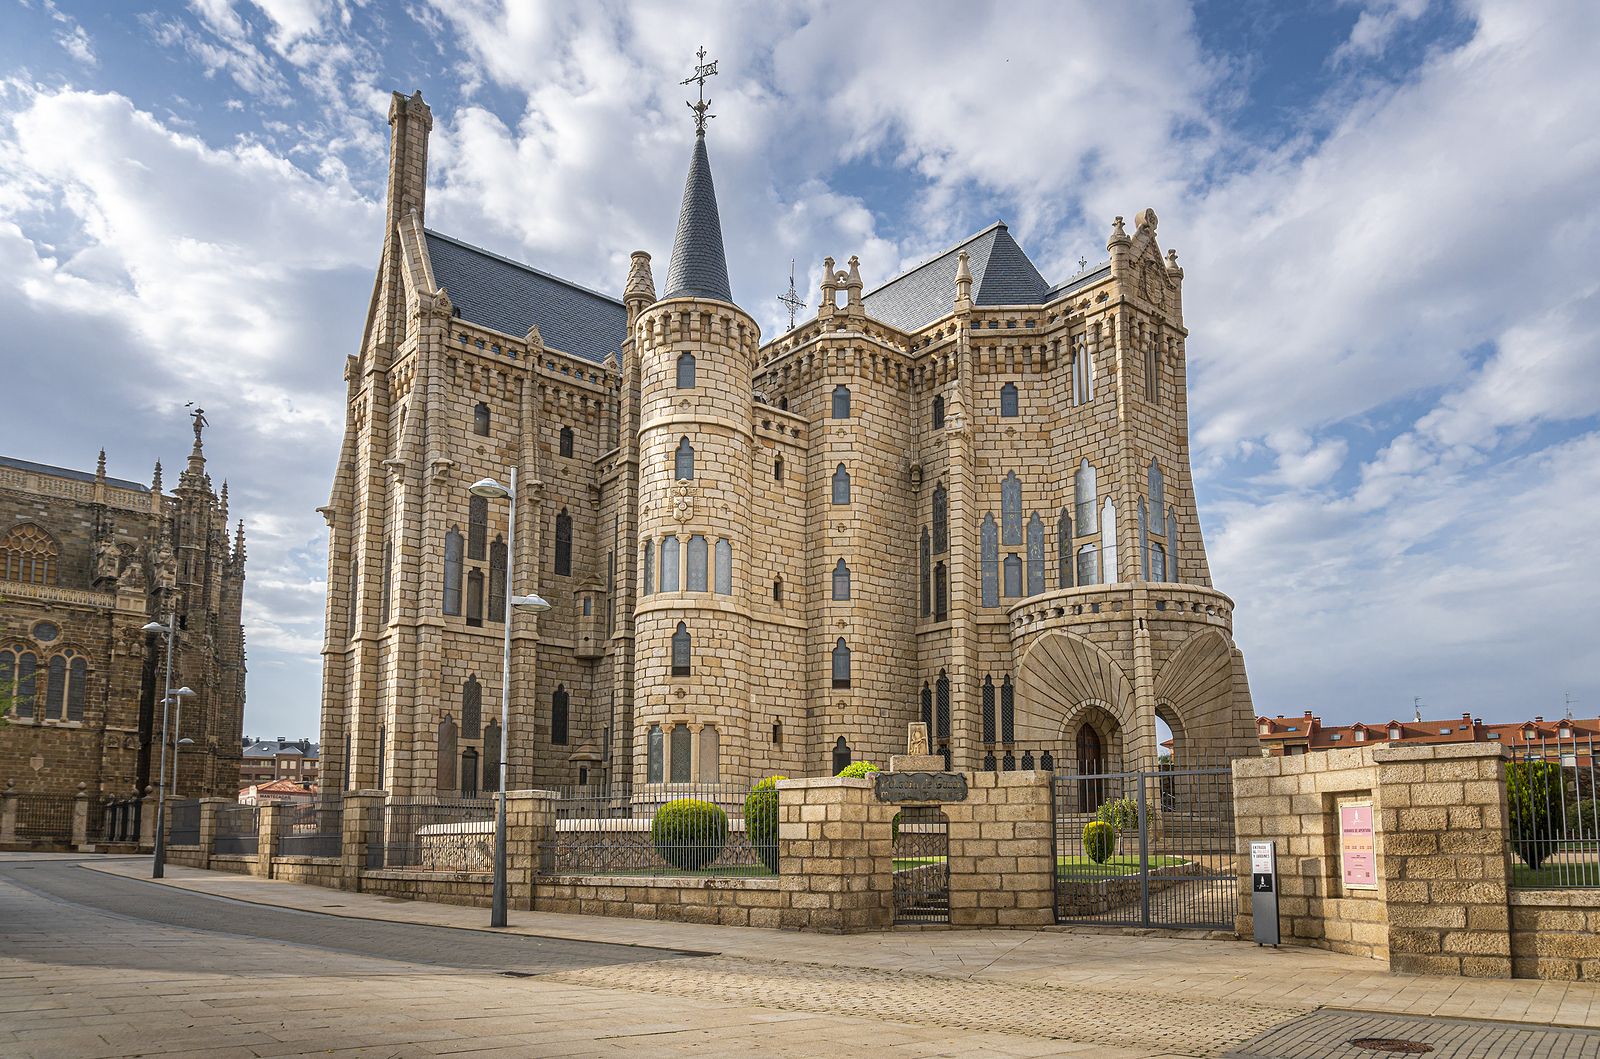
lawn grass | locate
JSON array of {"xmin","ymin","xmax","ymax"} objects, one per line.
[
  {"xmin": 1057, "ymin": 854, "xmax": 1188, "ymax": 879},
  {"xmin": 1511, "ymin": 860, "xmax": 1600, "ymax": 888}
]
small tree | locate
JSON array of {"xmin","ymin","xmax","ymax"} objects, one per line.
[
  {"xmin": 1095, "ymin": 795, "xmax": 1138, "ymax": 837},
  {"xmin": 744, "ymin": 776, "xmax": 787, "ymax": 873},
  {"xmin": 1507, "ymin": 760, "xmax": 1569, "ymax": 870},
  {"xmin": 1083, "ymin": 820, "xmax": 1116, "ymax": 864},
  {"xmin": 650, "ymin": 798, "xmax": 729, "ymax": 871}
]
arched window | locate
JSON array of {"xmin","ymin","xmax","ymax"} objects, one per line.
[
  {"xmin": 1001, "ymin": 472, "xmax": 1022, "ymax": 544},
  {"xmin": 676, "ymin": 351, "xmax": 696, "ymax": 389},
  {"xmin": 642, "ymin": 539, "xmax": 654, "ymax": 596},
  {"xmin": 931, "ymin": 394, "xmax": 945, "ymax": 430},
  {"xmin": 698, "ymin": 726, "xmax": 720, "ymax": 782},
  {"xmin": 44, "ymin": 655, "xmax": 66, "ymax": 720},
  {"xmin": 1000, "ymin": 382, "xmax": 1019, "ymax": 417},
  {"xmin": 1077, "ymin": 543, "xmax": 1100, "ymax": 586},
  {"xmin": 832, "ymin": 736, "xmax": 852, "ymax": 774},
  {"xmin": 1166, "ymin": 509, "xmax": 1179, "ymax": 582},
  {"xmin": 1075, "ymin": 460, "xmax": 1097, "ymax": 533},
  {"xmin": 772, "ymin": 577, "xmax": 783, "ymax": 603},
  {"xmin": 1003, "ymin": 553, "xmax": 1023, "ymax": 597},
  {"xmin": 468, "ymin": 495, "xmax": 487, "ymax": 560},
  {"xmin": 935, "ymin": 670, "xmax": 951, "ymax": 743},
  {"xmin": 831, "ymin": 384, "xmax": 851, "ymax": 419},
  {"xmin": 1058, "ymin": 508, "xmax": 1074, "ymax": 589},
  {"xmin": 483, "ymin": 723, "xmax": 500, "ymax": 792},
  {"xmin": 1151, "ymin": 542, "xmax": 1167, "ymax": 583},
  {"xmin": 381, "ymin": 539, "xmax": 393, "ymax": 625},
  {"xmin": 348, "ymin": 557, "xmax": 359, "ymax": 637},
  {"xmin": 1, "ymin": 524, "xmax": 58, "ymax": 586},
  {"xmin": 980, "ymin": 513, "xmax": 999, "ymax": 607},
  {"xmin": 982, "ymin": 676, "xmax": 996, "ymax": 744},
  {"xmin": 1148, "ymin": 459, "xmax": 1165, "ymax": 526},
  {"xmin": 714, "ymin": 538, "xmax": 732, "ymax": 595},
  {"xmin": 1145, "ymin": 335, "xmax": 1160, "ymax": 403},
  {"xmin": 488, "ymin": 537, "xmax": 506, "ymax": 621},
  {"xmin": 1139, "ymin": 497, "xmax": 1150, "ymax": 583},
  {"xmin": 559, "ymin": 425, "xmax": 574, "ymax": 458},
  {"xmin": 831, "ymin": 464, "xmax": 851, "ymax": 505},
  {"xmin": 552, "ymin": 686, "xmax": 569, "ymax": 745},
  {"xmin": 465, "ymin": 569, "xmax": 484, "ymax": 627},
  {"xmin": 774, "ymin": 455, "xmax": 783, "ymax": 480},
  {"xmin": 66, "ymin": 655, "xmax": 87, "ymax": 723},
  {"xmin": 460, "ymin": 675, "xmax": 483, "ymax": 738},
  {"xmin": 1073, "ymin": 339, "xmax": 1093, "ymax": 405},
  {"xmin": 921, "ymin": 682, "xmax": 933, "ymax": 734},
  {"xmin": 1000, "ymin": 677, "xmax": 1016, "ymax": 744},
  {"xmin": 1077, "ymin": 726, "xmax": 1104, "ymax": 811},
  {"xmin": 554, "ymin": 510, "xmax": 572, "ymax": 576},
  {"xmin": 919, "ymin": 529, "xmax": 931, "ymax": 617},
  {"xmin": 674, "ymin": 437, "xmax": 694, "ymax": 480},
  {"xmin": 687, "ymin": 534, "xmax": 708, "ymax": 591},
  {"xmin": 831, "ymin": 638, "xmax": 851, "ymax": 688},
  {"xmin": 436, "ymin": 716, "xmax": 457, "ymax": 791},
  {"xmin": 932, "ymin": 483, "xmax": 948, "ymax": 553},
  {"xmin": 461, "ymin": 748, "xmax": 479, "ymax": 797},
  {"xmin": 1026, "ymin": 512, "xmax": 1045, "ymax": 595},
  {"xmin": 647, "ymin": 724, "xmax": 664, "ymax": 783},
  {"xmin": 934, "ymin": 561, "xmax": 948, "ymax": 622},
  {"xmin": 831, "ymin": 559, "xmax": 851, "ymax": 601},
  {"xmin": 671, "ymin": 621, "xmax": 691, "ymax": 675},
  {"xmin": 443, "ymin": 527, "xmax": 463, "ymax": 615},
  {"xmin": 1, "ymin": 648, "xmax": 35, "ymax": 720},
  {"xmin": 670, "ymin": 724, "xmax": 692, "ymax": 782},
  {"xmin": 473, "ymin": 402, "xmax": 490, "ymax": 437},
  {"xmin": 1101, "ymin": 497, "xmax": 1118, "ymax": 582},
  {"xmin": 660, "ymin": 535, "xmax": 680, "ymax": 591},
  {"xmin": 778, "ymin": 396, "xmax": 788, "ymax": 411}
]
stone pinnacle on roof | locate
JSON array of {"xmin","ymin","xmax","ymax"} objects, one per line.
[{"xmin": 661, "ymin": 49, "xmax": 733, "ymax": 305}]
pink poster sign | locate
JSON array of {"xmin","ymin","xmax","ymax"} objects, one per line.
[{"xmin": 1340, "ymin": 802, "xmax": 1377, "ymax": 889}]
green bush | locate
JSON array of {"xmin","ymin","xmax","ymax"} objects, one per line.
[
  {"xmin": 744, "ymin": 776, "xmax": 787, "ymax": 873},
  {"xmin": 650, "ymin": 798, "xmax": 729, "ymax": 871},
  {"xmin": 837, "ymin": 761, "xmax": 881, "ymax": 778},
  {"xmin": 1508, "ymin": 761, "xmax": 1568, "ymax": 870},
  {"xmin": 1095, "ymin": 796, "xmax": 1138, "ymax": 837},
  {"xmin": 1083, "ymin": 820, "xmax": 1116, "ymax": 864}
]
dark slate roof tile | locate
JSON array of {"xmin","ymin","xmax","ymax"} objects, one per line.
[
  {"xmin": 662, "ymin": 133, "xmax": 733, "ymax": 303},
  {"xmin": 0, "ymin": 455, "xmax": 149, "ymax": 493},
  {"xmin": 861, "ymin": 222, "xmax": 1050, "ymax": 332}
]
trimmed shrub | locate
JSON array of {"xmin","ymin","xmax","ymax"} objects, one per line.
[
  {"xmin": 837, "ymin": 761, "xmax": 881, "ymax": 778},
  {"xmin": 650, "ymin": 798, "xmax": 728, "ymax": 871},
  {"xmin": 744, "ymin": 776, "xmax": 788, "ymax": 873},
  {"xmin": 1095, "ymin": 796, "xmax": 1138, "ymax": 837},
  {"xmin": 1083, "ymin": 820, "xmax": 1116, "ymax": 864},
  {"xmin": 1508, "ymin": 761, "xmax": 1568, "ymax": 869}
]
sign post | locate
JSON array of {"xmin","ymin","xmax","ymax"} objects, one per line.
[{"xmin": 1250, "ymin": 840, "xmax": 1280, "ymax": 946}]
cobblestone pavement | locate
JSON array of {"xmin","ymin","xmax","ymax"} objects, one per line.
[{"xmin": 1226, "ymin": 1009, "xmax": 1600, "ymax": 1058}]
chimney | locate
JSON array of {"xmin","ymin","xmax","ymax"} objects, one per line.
[{"xmin": 1535, "ymin": 716, "xmax": 1544, "ymax": 723}]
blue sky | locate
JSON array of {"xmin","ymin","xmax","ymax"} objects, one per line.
[{"xmin": 2, "ymin": 0, "xmax": 1597, "ymax": 739}]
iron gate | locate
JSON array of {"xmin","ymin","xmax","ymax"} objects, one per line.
[
  {"xmin": 893, "ymin": 806, "xmax": 949, "ymax": 925},
  {"xmin": 1053, "ymin": 766, "xmax": 1235, "ymax": 929}
]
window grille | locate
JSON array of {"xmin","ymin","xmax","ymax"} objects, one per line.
[
  {"xmin": 1001, "ymin": 472, "xmax": 1022, "ymax": 544},
  {"xmin": 468, "ymin": 496, "xmax": 487, "ymax": 560},
  {"xmin": 831, "ymin": 464, "xmax": 851, "ymax": 504},
  {"xmin": 1026, "ymin": 512, "xmax": 1045, "ymax": 595},
  {"xmin": 832, "ymin": 559, "xmax": 851, "ymax": 601},
  {"xmin": 554, "ymin": 510, "xmax": 572, "ymax": 576},
  {"xmin": 981, "ymin": 513, "xmax": 999, "ymax": 607},
  {"xmin": 982, "ymin": 676, "xmax": 996, "ymax": 744},
  {"xmin": 488, "ymin": 538, "xmax": 506, "ymax": 619},
  {"xmin": 647, "ymin": 724, "xmax": 664, "ymax": 782},
  {"xmin": 676, "ymin": 351, "xmax": 696, "ymax": 388},
  {"xmin": 687, "ymin": 535, "xmax": 708, "ymax": 591},
  {"xmin": 935, "ymin": 670, "xmax": 951, "ymax": 741},
  {"xmin": 443, "ymin": 528, "xmax": 463, "ymax": 615},
  {"xmin": 670, "ymin": 725, "xmax": 692, "ymax": 782},
  {"xmin": 671, "ymin": 622, "xmax": 691, "ymax": 675},
  {"xmin": 1000, "ymin": 382, "xmax": 1018, "ymax": 417},
  {"xmin": 552, "ymin": 686, "xmax": 569, "ymax": 745},
  {"xmin": 1058, "ymin": 508, "xmax": 1073, "ymax": 588},
  {"xmin": 642, "ymin": 540, "xmax": 654, "ymax": 596},
  {"xmin": 934, "ymin": 561, "xmax": 948, "ymax": 621},
  {"xmin": 483, "ymin": 723, "xmax": 500, "ymax": 792},
  {"xmin": 675, "ymin": 437, "xmax": 694, "ymax": 480},
  {"xmin": 660, "ymin": 535, "xmax": 680, "ymax": 592},
  {"xmin": 920, "ymin": 529, "xmax": 931, "ymax": 617},
  {"xmin": 462, "ymin": 676, "xmax": 482, "ymax": 739},
  {"xmin": 921, "ymin": 682, "xmax": 933, "ymax": 734},
  {"xmin": 831, "ymin": 384, "xmax": 851, "ymax": 419},
  {"xmin": 932, "ymin": 483, "xmax": 948, "ymax": 553},
  {"xmin": 1000, "ymin": 677, "xmax": 1015, "ymax": 743}
]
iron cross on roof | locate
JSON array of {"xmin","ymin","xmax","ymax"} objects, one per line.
[
  {"xmin": 778, "ymin": 259, "xmax": 806, "ymax": 331},
  {"xmin": 681, "ymin": 45, "xmax": 718, "ymax": 134}
]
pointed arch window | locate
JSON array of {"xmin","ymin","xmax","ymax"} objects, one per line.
[
  {"xmin": 1001, "ymin": 472, "xmax": 1022, "ymax": 544},
  {"xmin": 443, "ymin": 528, "xmax": 463, "ymax": 615},
  {"xmin": 982, "ymin": 676, "xmax": 996, "ymax": 744},
  {"xmin": 44, "ymin": 655, "xmax": 65, "ymax": 720},
  {"xmin": 468, "ymin": 495, "xmax": 488, "ymax": 560},
  {"xmin": 1075, "ymin": 460, "xmax": 1098, "ymax": 534},
  {"xmin": 919, "ymin": 529, "xmax": 931, "ymax": 617},
  {"xmin": 932, "ymin": 483, "xmax": 948, "ymax": 553},
  {"xmin": 1003, "ymin": 553, "xmax": 1023, "ymax": 597},
  {"xmin": 1057, "ymin": 508, "xmax": 1074, "ymax": 589},
  {"xmin": 931, "ymin": 394, "xmax": 945, "ymax": 429},
  {"xmin": 1073, "ymin": 338, "xmax": 1094, "ymax": 405},
  {"xmin": 687, "ymin": 534, "xmax": 708, "ymax": 591},
  {"xmin": 1144, "ymin": 335, "xmax": 1160, "ymax": 403},
  {"xmin": 552, "ymin": 685, "xmax": 569, "ymax": 745},
  {"xmin": 831, "ymin": 384, "xmax": 851, "ymax": 419},
  {"xmin": 473, "ymin": 401, "xmax": 490, "ymax": 437},
  {"xmin": 670, "ymin": 725, "xmax": 692, "ymax": 782},
  {"xmin": 1000, "ymin": 677, "xmax": 1016, "ymax": 743},
  {"xmin": 554, "ymin": 510, "xmax": 572, "ymax": 576},
  {"xmin": 488, "ymin": 537, "xmax": 506, "ymax": 620},
  {"xmin": 1077, "ymin": 543, "xmax": 1100, "ymax": 586},
  {"xmin": 1101, "ymin": 497, "xmax": 1119, "ymax": 582},
  {"xmin": 483, "ymin": 723, "xmax": 500, "ymax": 792},
  {"xmin": 1166, "ymin": 509, "xmax": 1179, "ymax": 582},
  {"xmin": 647, "ymin": 724, "xmax": 664, "ymax": 782},
  {"xmin": 921, "ymin": 681, "xmax": 933, "ymax": 734},
  {"xmin": 674, "ymin": 437, "xmax": 694, "ymax": 480},
  {"xmin": 774, "ymin": 455, "xmax": 784, "ymax": 480},
  {"xmin": 1150, "ymin": 542, "xmax": 1167, "ymax": 583},
  {"xmin": 660, "ymin": 535, "xmax": 680, "ymax": 592},
  {"xmin": 772, "ymin": 577, "xmax": 783, "ymax": 603},
  {"xmin": 934, "ymin": 561, "xmax": 948, "ymax": 621},
  {"xmin": 436, "ymin": 716, "xmax": 457, "ymax": 791},
  {"xmin": 935, "ymin": 670, "xmax": 951, "ymax": 743},
  {"xmin": 831, "ymin": 638, "xmax": 851, "ymax": 689},
  {"xmin": 1000, "ymin": 382, "xmax": 1019, "ymax": 417},
  {"xmin": 642, "ymin": 539, "xmax": 654, "ymax": 596},
  {"xmin": 1148, "ymin": 459, "xmax": 1165, "ymax": 526},
  {"xmin": 1139, "ymin": 497, "xmax": 1151, "ymax": 582},
  {"xmin": 461, "ymin": 748, "xmax": 479, "ymax": 797},
  {"xmin": 66, "ymin": 655, "xmax": 87, "ymax": 723},
  {"xmin": 559, "ymin": 425, "xmax": 574, "ymax": 458},
  {"xmin": 0, "ymin": 524, "xmax": 58, "ymax": 585},
  {"xmin": 462, "ymin": 676, "xmax": 482, "ymax": 739},
  {"xmin": 676, "ymin": 351, "xmax": 696, "ymax": 389},
  {"xmin": 381, "ymin": 539, "xmax": 393, "ymax": 625},
  {"xmin": 671, "ymin": 622, "xmax": 691, "ymax": 676},
  {"xmin": 2, "ymin": 649, "xmax": 36, "ymax": 720},
  {"xmin": 465, "ymin": 568, "xmax": 484, "ymax": 627},
  {"xmin": 831, "ymin": 559, "xmax": 852, "ymax": 601},
  {"xmin": 1026, "ymin": 512, "xmax": 1045, "ymax": 596},
  {"xmin": 714, "ymin": 538, "xmax": 732, "ymax": 595},
  {"xmin": 980, "ymin": 513, "xmax": 999, "ymax": 607},
  {"xmin": 831, "ymin": 464, "xmax": 851, "ymax": 505}
]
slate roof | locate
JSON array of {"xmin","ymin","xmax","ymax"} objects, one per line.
[
  {"xmin": 423, "ymin": 231, "xmax": 627, "ymax": 365},
  {"xmin": 243, "ymin": 739, "xmax": 318, "ymax": 759},
  {"xmin": 0, "ymin": 455, "xmax": 149, "ymax": 493},
  {"xmin": 661, "ymin": 132, "xmax": 734, "ymax": 303}
]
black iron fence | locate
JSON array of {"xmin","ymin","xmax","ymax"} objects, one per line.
[
  {"xmin": 1053, "ymin": 766, "xmax": 1236, "ymax": 929},
  {"xmin": 102, "ymin": 796, "xmax": 143, "ymax": 844},
  {"xmin": 276, "ymin": 793, "xmax": 344, "ymax": 859},
  {"xmin": 16, "ymin": 793, "xmax": 75, "ymax": 844},
  {"xmin": 980, "ymin": 748, "xmax": 1057, "ymax": 772},
  {"xmin": 214, "ymin": 803, "xmax": 259, "ymax": 855},
  {"xmin": 1507, "ymin": 736, "xmax": 1600, "ymax": 888},
  {"xmin": 551, "ymin": 782, "xmax": 772, "ymax": 877},
  {"xmin": 168, "ymin": 798, "xmax": 201, "ymax": 845},
  {"xmin": 893, "ymin": 806, "xmax": 949, "ymax": 924},
  {"xmin": 367, "ymin": 795, "xmax": 495, "ymax": 871}
]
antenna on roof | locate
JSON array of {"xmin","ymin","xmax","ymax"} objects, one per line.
[
  {"xmin": 1413, "ymin": 696, "xmax": 1424, "ymax": 723},
  {"xmin": 1565, "ymin": 691, "xmax": 1576, "ymax": 721},
  {"xmin": 778, "ymin": 259, "xmax": 805, "ymax": 331}
]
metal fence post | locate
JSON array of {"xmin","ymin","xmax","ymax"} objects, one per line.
[{"xmin": 1137, "ymin": 772, "xmax": 1151, "ymax": 929}]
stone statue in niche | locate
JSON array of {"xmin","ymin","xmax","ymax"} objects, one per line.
[
  {"xmin": 94, "ymin": 529, "xmax": 121, "ymax": 583},
  {"xmin": 117, "ymin": 545, "xmax": 146, "ymax": 592}
]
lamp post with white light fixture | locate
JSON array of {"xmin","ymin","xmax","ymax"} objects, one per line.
[{"xmin": 142, "ymin": 611, "xmax": 194, "ymax": 879}]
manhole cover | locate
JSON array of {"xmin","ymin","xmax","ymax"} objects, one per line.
[{"xmin": 1349, "ymin": 1040, "xmax": 1434, "ymax": 1054}]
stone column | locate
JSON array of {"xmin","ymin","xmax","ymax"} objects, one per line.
[
  {"xmin": 196, "ymin": 796, "xmax": 230, "ymax": 870},
  {"xmin": 945, "ymin": 771, "xmax": 1055, "ymax": 927},
  {"xmin": 1, "ymin": 782, "xmax": 17, "ymax": 844},
  {"xmin": 776, "ymin": 777, "xmax": 894, "ymax": 932},
  {"xmin": 139, "ymin": 787, "xmax": 157, "ymax": 850},
  {"xmin": 257, "ymin": 803, "xmax": 283, "ymax": 878},
  {"xmin": 505, "ymin": 790, "xmax": 557, "ymax": 910},
  {"xmin": 72, "ymin": 783, "xmax": 90, "ymax": 851},
  {"xmin": 341, "ymin": 790, "xmax": 385, "ymax": 892}
]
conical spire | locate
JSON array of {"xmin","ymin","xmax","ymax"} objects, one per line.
[{"xmin": 661, "ymin": 130, "xmax": 733, "ymax": 304}]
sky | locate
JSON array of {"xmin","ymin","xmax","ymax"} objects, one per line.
[{"xmin": 1, "ymin": 0, "xmax": 1597, "ymax": 740}]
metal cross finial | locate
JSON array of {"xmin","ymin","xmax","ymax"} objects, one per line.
[
  {"xmin": 778, "ymin": 259, "xmax": 805, "ymax": 331},
  {"xmin": 681, "ymin": 45, "xmax": 718, "ymax": 135}
]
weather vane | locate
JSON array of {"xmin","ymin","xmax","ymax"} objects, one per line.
[
  {"xmin": 681, "ymin": 45, "xmax": 718, "ymax": 135},
  {"xmin": 778, "ymin": 259, "xmax": 805, "ymax": 331}
]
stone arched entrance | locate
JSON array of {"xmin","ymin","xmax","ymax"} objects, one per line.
[{"xmin": 1013, "ymin": 631, "xmax": 1145, "ymax": 770}]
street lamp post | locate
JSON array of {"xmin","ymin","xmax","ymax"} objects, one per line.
[
  {"xmin": 469, "ymin": 471, "xmax": 550, "ymax": 928},
  {"xmin": 142, "ymin": 614, "xmax": 194, "ymax": 878}
]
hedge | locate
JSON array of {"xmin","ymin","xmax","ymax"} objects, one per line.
[
  {"xmin": 744, "ymin": 776, "xmax": 788, "ymax": 873},
  {"xmin": 650, "ymin": 798, "xmax": 729, "ymax": 871}
]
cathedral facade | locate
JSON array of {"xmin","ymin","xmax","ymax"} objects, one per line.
[
  {"xmin": 0, "ymin": 422, "xmax": 246, "ymax": 801},
  {"xmin": 318, "ymin": 90, "xmax": 1255, "ymax": 796}
]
